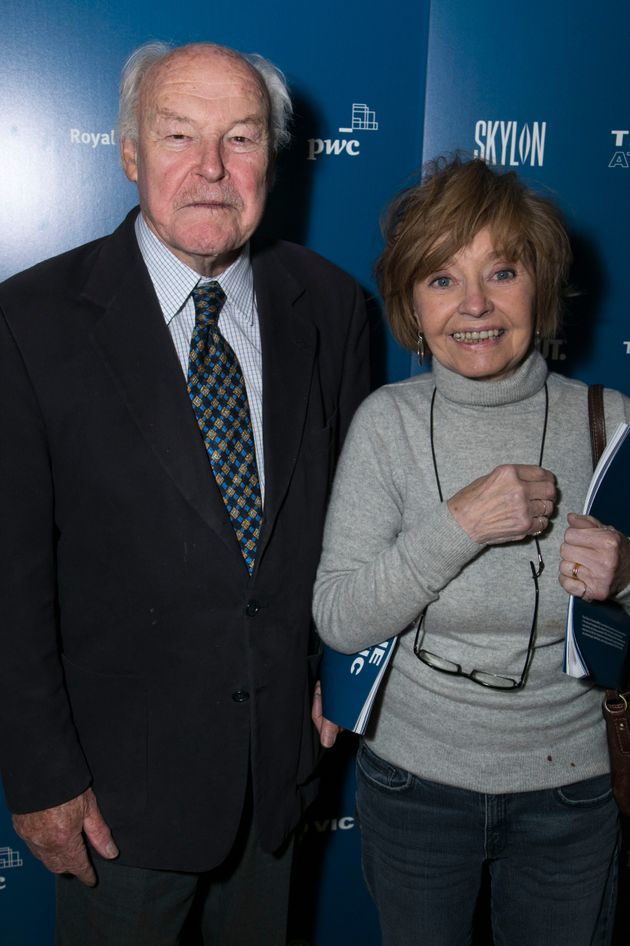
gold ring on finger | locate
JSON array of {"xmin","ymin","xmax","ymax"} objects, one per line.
[{"xmin": 571, "ymin": 562, "xmax": 582, "ymax": 580}]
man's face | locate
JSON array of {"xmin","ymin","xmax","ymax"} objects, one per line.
[{"xmin": 121, "ymin": 47, "xmax": 271, "ymax": 276}]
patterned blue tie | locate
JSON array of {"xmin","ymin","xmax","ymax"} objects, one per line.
[{"xmin": 187, "ymin": 282, "xmax": 262, "ymax": 573}]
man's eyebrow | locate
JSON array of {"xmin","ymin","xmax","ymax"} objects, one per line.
[
  {"xmin": 153, "ymin": 108, "xmax": 267, "ymax": 130},
  {"xmin": 153, "ymin": 108, "xmax": 195, "ymax": 125},
  {"xmin": 228, "ymin": 115, "xmax": 267, "ymax": 129}
]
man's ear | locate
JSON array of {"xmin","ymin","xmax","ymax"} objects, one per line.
[{"xmin": 121, "ymin": 136, "xmax": 138, "ymax": 183}]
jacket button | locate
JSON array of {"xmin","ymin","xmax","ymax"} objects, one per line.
[
  {"xmin": 245, "ymin": 600, "xmax": 260, "ymax": 617},
  {"xmin": 232, "ymin": 690, "xmax": 250, "ymax": 703}
]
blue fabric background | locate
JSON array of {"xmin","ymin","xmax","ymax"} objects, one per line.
[{"xmin": 0, "ymin": 1, "xmax": 628, "ymax": 942}]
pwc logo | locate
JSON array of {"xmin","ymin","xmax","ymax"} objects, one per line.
[
  {"xmin": 307, "ymin": 102, "xmax": 379, "ymax": 161},
  {"xmin": 0, "ymin": 846, "xmax": 23, "ymax": 892}
]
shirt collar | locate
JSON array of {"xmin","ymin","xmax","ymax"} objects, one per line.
[{"xmin": 135, "ymin": 212, "xmax": 255, "ymax": 326}]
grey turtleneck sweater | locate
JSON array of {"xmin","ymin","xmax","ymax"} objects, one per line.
[{"xmin": 313, "ymin": 351, "xmax": 630, "ymax": 793}]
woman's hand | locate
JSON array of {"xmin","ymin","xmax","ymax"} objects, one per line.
[
  {"xmin": 447, "ymin": 464, "xmax": 557, "ymax": 546},
  {"xmin": 559, "ymin": 512, "xmax": 630, "ymax": 602}
]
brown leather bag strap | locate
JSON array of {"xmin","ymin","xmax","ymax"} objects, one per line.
[{"xmin": 588, "ymin": 383, "xmax": 606, "ymax": 469}]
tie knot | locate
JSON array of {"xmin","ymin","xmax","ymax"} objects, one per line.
[{"xmin": 192, "ymin": 281, "xmax": 226, "ymax": 326}]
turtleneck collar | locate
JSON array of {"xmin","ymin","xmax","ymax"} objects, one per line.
[{"xmin": 432, "ymin": 348, "xmax": 549, "ymax": 407}]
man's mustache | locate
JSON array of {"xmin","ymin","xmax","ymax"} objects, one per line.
[{"xmin": 176, "ymin": 189, "xmax": 243, "ymax": 211}]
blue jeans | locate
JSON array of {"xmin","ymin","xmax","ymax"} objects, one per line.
[{"xmin": 356, "ymin": 743, "xmax": 620, "ymax": 946}]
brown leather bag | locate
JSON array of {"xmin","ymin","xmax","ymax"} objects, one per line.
[{"xmin": 588, "ymin": 384, "xmax": 630, "ymax": 816}]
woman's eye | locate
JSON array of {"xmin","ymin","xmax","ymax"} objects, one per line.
[
  {"xmin": 429, "ymin": 276, "xmax": 451, "ymax": 289},
  {"xmin": 494, "ymin": 268, "xmax": 516, "ymax": 281}
]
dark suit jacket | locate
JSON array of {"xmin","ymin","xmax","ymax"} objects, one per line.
[{"xmin": 0, "ymin": 209, "xmax": 369, "ymax": 871}]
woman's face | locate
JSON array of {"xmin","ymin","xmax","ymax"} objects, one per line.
[{"xmin": 412, "ymin": 227, "xmax": 536, "ymax": 382}]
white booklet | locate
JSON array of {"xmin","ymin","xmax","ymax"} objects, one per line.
[{"xmin": 564, "ymin": 423, "xmax": 630, "ymax": 685}]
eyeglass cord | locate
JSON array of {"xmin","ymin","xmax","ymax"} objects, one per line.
[
  {"xmin": 428, "ymin": 381, "xmax": 549, "ymax": 501},
  {"xmin": 416, "ymin": 380, "xmax": 550, "ymax": 690}
]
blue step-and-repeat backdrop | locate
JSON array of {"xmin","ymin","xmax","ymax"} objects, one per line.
[{"xmin": 1, "ymin": 1, "xmax": 628, "ymax": 943}]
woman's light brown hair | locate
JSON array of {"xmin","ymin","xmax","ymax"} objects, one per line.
[{"xmin": 375, "ymin": 156, "xmax": 573, "ymax": 351}]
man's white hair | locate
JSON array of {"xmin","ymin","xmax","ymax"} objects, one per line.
[{"xmin": 117, "ymin": 41, "xmax": 292, "ymax": 151}]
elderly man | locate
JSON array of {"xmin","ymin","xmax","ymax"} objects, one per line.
[{"xmin": 0, "ymin": 41, "xmax": 368, "ymax": 945}]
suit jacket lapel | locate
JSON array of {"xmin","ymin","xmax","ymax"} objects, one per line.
[
  {"xmin": 252, "ymin": 242, "xmax": 317, "ymax": 556},
  {"xmin": 83, "ymin": 212, "xmax": 243, "ymax": 562}
]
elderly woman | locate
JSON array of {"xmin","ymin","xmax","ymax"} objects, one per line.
[{"xmin": 313, "ymin": 157, "xmax": 630, "ymax": 946}]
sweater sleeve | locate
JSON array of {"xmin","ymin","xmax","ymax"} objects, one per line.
[{"xmin": 313, "ymin": 390, "xmax": 482, "ymax": 653}]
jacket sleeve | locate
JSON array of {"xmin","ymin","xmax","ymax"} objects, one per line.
[{"xmin": 0, "ymin": 308, "xmax": 91, "ymax": 813}]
